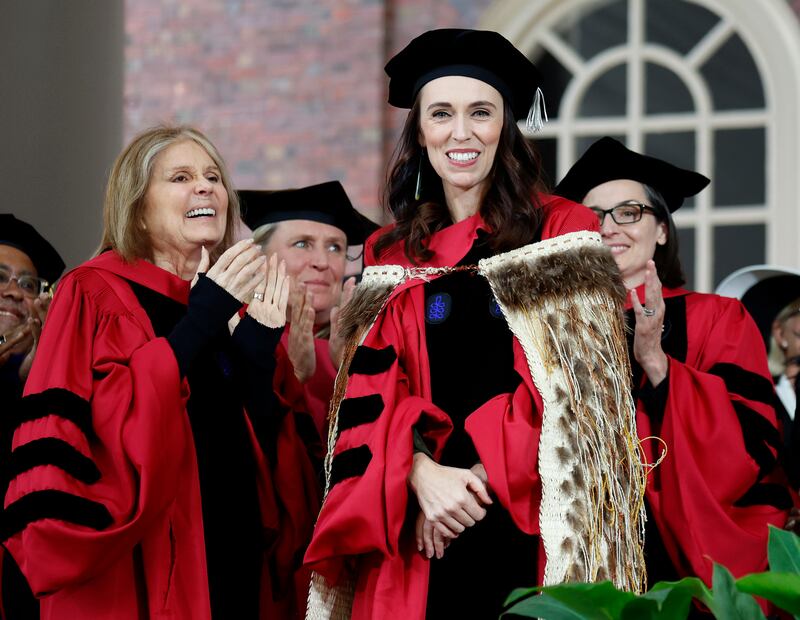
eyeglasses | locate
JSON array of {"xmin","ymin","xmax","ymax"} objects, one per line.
[
  {"xmin": 590, "ymin": 202, "xmax": 658, "ymax": 225},
  {"xmin": 0, "ymin": 267, "xmax": 50, "ymax": 298}
]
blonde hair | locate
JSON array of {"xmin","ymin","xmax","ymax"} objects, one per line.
[
  {"xmin": 98, "ymin": 125, "xmax": 239, "ymax": 262},
  {"xmin": 252, "ymin": 222, "xmax": 279, "ymax": 250},
  {"xmin": 768, "ymin": 297, "xmax": 800, "ymax": 376}
]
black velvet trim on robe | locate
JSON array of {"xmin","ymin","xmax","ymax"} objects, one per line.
[
  {"xmin": 708, "ymin": 362, "xmax": 777, "ymax": 407},
  {"xmin": 337, "ymin": 394, "xmax": 384, "ymax": 432},
  {"xmin": 16, "ymin": 388, "xmax": 94, "ymax": 440},
  {"xmin": 732, "ymin": 402, "xmax": 782, "ymax": 478},
  {"xmin": 9, "ymin": 437, "xmax": 100, "ymax": 484},
  {"xmin": 348, "ymin": 345, "xmax": 398, "ymax": 376},
  {"xmin": 1, "ymin": 490, "xmax": 112, "ymax": 540},
  {"xmin": 329, "ymin": 445, "xmax": 372, "ymax": 487}
]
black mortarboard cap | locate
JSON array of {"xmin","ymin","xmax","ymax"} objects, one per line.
[
  {"xmin": 238, "ymin": 181, "xmax": 378, "ymax": 245},
  {"xmin": 554, "ymin": 137, "xmax": 710, "ymax": 213},
  {"xmin": 385, "ymin": 29, "xmax": 543, "ymax": 121},
  {"xmin": 0, "ymin": 214, "xmax": 65, "ymax": 283}
]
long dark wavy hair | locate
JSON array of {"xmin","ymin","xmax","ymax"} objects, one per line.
[
  {"xmin": 645, "ymin": 185, "xmax": 686, "ymax": 288},
  {"xmin": 372, "ymin": 98, "xmax": 548, "ymax": 264}
]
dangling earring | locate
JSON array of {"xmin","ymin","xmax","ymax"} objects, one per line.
[{"xmin": 415, "ymin": 151, "xmax": 424, "ymax": 201}]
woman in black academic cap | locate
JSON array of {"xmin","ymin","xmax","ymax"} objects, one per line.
[
  {"xmin": 239, "ymin": 182, "xmax": 378, "ymax": 441},
  {"xmin": 305, "ymin": 32, "xmax": 649, "ymax": 619},
  {"xmin": 555, "ymin": 137, "xmax": 792, "ymax": 612}
]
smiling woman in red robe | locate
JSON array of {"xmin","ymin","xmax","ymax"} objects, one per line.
[
  {"xmin": 1, "ymin": 126, "xmax": 318, "ymax": 619},
  {"xmin": 555, "ymin": 137, "xmax": 792, "ymax": 611},
  {"xmin": 304, "ymin": 31, "xmax": 649, "ymax": 620}
]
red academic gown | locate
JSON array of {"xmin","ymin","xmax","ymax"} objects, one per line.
[
  {"xmin": 274, "ymin": 330, "xmax": 337, "ymax": 440},
  {"xmin": 304, "ymin": 195, "xmax": 598, "ymax": 619},
  {"xmin": 632, "ymin": 286, "xmax": 791, "ymax": 586},
  {"xmin": 1, "ymin": 251, "xmax": 318, "ymax": 619}
]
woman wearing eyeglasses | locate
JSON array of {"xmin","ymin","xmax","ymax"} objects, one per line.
[{"xmin": 555, "ymin": 137, "xmax": 791, "ymax": 606}]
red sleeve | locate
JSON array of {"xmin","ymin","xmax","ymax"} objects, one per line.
[
  {"xmin": 363, "ymin": 224, "xmax": 397, "ymax": 267},
  {"xmin": 303, "ymin": 286, "xmax": 452, "ymax": 584},
  {"xmin": 539, "ymin": 193, "xmax": 600, "ymax": 238},
  {"xmin": 3, "ymin": 269, "xmax": 192, "ymax": 595},
  {"xmin": 642, "ymin": 294, "xmax": 789, "ymax": 583},
  {"xmin": 259, "ymin": 337, "xmax": 324, "ymax": 617}
]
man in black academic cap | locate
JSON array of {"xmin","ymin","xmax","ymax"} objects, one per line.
[
  {"xmin": 0, "ymin": 213, "xmax": 64, "ymax": 390},
  {"xmin": 0, "ymin": 214, "xmax": 64, "ymax": 619},
  {"xmin": 238, "ymin": 181, "xmax": 377, "ymax": 441}
]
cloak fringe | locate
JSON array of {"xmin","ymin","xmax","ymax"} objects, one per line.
[{"xmin": 479, "ymin": 231, "xmax": 647, "ymax": 593}]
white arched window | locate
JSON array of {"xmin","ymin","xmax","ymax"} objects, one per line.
[{"xmin": 482, "ymin": 0, "xmax": 800, "ymax": 291}]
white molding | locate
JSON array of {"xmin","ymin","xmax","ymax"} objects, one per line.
[{"xmin": 483, "ymin": 0, "xmax": 800, "ymax": 290}]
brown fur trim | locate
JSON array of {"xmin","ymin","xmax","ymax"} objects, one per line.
[
  {"xmin": 336, "ymin": 280, "xmax": 399, "ymax": 343},
  {"xmin": 484, "ymin": 244, "xmax": 627, "ymax": 312}
]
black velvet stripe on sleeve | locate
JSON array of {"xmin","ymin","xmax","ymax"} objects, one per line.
[
  {"xmin": 337, "ymin": 395, "xmax": 384, "ymax": 432},
  {"xmin": 0, "ymin": 490, "xmax": 113, "ymax": 541},
  {"xmin": 329, "ymin": 445, "xmax": 372, "ymax": 487},
  {"xmin": 733, "ymin": 402, "xmax": 782, "ymax": 477},
  {"xmin": 230, "ymin": 314, "xmax": 284, "ymax": 370},
  {"xmin": 167, "ymin": 274, "xmax": 242, "ymax": 378},
  {"xmin": 636, "ymin": 372, "xmax": 669, "ymax": 429},
  {"xmin": 707, "ymin": 363, "xmax": 777, "ymax": 406},
  {"xmin": 8, "ymin": 438, "xmax": 100, "ymax": 485},
  {"xmin": 734, "ymin": 482, "xmax": 793, "ymax": 510},
  {"xmin": 348, "ymin": 346, "xmax": 397, "ymax": 376},
  {"xmin": 16, "ymin": 389, "xmax": 94, "ymax": 440}
]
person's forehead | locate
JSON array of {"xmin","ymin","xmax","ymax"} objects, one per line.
[
  {"xmin": 419, "ymin": 75, "xmax": 503, "ymax": 106},
  {"xmin": 155, "ymin": 139, "xmax": 216, "ymax": 170},
  {"xmin": 0, "ymin": 244, "xmax": 37, "ymax": 275},
  {"xmin": 274, "ymin": 219, "xmax": 347, "ymax": 241},
  {"xmin": 583, "ymin": 179, "xmax": 648, "ymax": 205},
  {"xmin": 785, "ymin": 313, "xmax": 800, "ymax": 328}
]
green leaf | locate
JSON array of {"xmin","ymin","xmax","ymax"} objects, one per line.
[
  {"xmin": 736, "ymin": 571, "xmax": 800, "ymax": 615},
  {"xmin": 501, "ymin": 582, "xmax": 635, "ymax": 619},
  {"xmin": 539, "ymin": 581, "xmax": 636, "ymax": 618},
  {"xmin": 504, "ymin": 587, "xmax": 541, "ymax": 609},
  {"xmin": 618, "ymin": 597, "xmax": 661, "ymax": 620},
  {"xmin": 709, "ymin": 564, "xmax": 766, "ymax": 620},
  {"xmin": 622, "ymin": 577, "xmax": 714, "ymax": 620},
  {"xmin": 502, "ymin": 593, "xmax": 603, "ymax": 619},
  {"xmin": 767, "ymin": 525, "xmax": 800, "ymax": 575}
]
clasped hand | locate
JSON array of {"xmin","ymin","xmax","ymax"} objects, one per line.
[{"xmin": 408, "ymin": 453, "xmax": 492, "ymax": 559}]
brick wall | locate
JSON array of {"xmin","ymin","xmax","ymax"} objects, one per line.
[
  {"xmin": 124, "ymin": 0, "xmax": 495, "ymax": 223},
  {"xmin": 124, "ymin": 0, "xmax": 798, "ymax": 223},
  {"xmin": 126, "ymin": 0, "xmax": 387, "ymax": 220}
]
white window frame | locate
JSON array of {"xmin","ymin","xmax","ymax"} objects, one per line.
[{"xmin": 481, "ymin": 0, "xmax": 800, "ymax": 292}]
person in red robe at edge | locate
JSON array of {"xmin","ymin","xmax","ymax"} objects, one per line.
[
  {"xmin": 554, "ymin": 137, "xmax": 793, "ymax": 616},
  {"xmin": 238, "ymin": 183, "xmax": 378, "ymax": 448},
  {"xmin": 303, "ymin": 29, "xmax": 640, "ymax": 619},
  {"xmin": 0, "ymin": 125, "xmax": 319, "ymax": 619}
]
